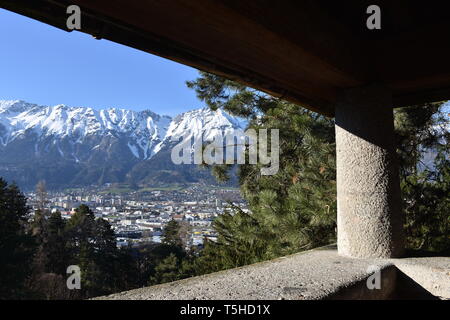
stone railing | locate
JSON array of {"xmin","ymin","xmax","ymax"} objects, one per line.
[{"xmin": 94, "ymin": 245, "xmax": 449, "ymax": 300}]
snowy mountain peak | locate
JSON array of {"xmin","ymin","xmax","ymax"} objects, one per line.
[
  {"xmin": 0, "ymin": 99, "xmax": 248, "ymax": 189},
  {"xmin": 0, "ymin": 100, "xmax": 37, "ymax": 114},
  {"xmin": 161, "ymin": 107, "xmax": 245, "ymax": 147},
  {"xmin": 0, "ymin": 99, "xmax": 246, "ymax": 161}
]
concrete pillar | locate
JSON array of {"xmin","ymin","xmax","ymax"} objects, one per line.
[{"xmin": 335, "ymin": 84, "xmax": 404, "ymax": 258}]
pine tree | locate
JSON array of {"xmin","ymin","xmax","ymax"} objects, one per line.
[
  {"xmin": 149, "ymin": 253, "xmax": 181, "ymax": 285},
  {"xmin": 394, "ymin": 103, "xmax": 450, "ymax": 253},
  {"xmin": 188, "ymin": 71, "xmax": 449, "ymax": 272},
  {"xmin": 162, "ymin": 219, "xmax": 183, "ymax": 247},
  {"xmin": 45, "ymin": 211, "xmax": 68, "ymax": 275},
  {"xmin": 65, "ymin": 204, "xmax": 129, "ymax": 297},
  {"xmin": 0, "ymin": 178, "xmax": 35, "ymax": 299},
  {"xmin": 187, "ymin": 72, "xmax": 337, "ymax": 271}
]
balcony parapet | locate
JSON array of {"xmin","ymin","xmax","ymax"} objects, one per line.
[{"xmin": 93, "ymin": 244, "xmax": 449, "ymax": 300}]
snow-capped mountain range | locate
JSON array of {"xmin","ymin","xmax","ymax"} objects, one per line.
[{"xmin": 0, "ymin": 100, "xmax": 246, "ymax": 189}]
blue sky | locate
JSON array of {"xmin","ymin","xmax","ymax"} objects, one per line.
[{"xmin": 0, "ymin": 9, "xmax": 202, "ymax": 116}]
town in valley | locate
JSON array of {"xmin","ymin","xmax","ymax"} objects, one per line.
[{"xmin": 26, "ymin": 183, "xmax": 248, "ymax": 249}]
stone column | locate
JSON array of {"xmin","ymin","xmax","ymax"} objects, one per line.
[{"xmin": 335, "ymin": 84, "xmax": 404, "ymax": 258}]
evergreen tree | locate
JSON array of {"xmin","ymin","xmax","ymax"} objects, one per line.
[
  {"xmin": 45, "ymin": 211, "xmax": 68, "ymax": 275},
  {"xmin": 394, "ymin": 103, "xmax": 450, "ymax": 253},
  {"xmin": 28, "ymin": 210, "xmax": 78, "ymax": 299},
  {"xmin": 90, "ymin": 218, "xmax": 123, "ymax": 294},
  {"xmin": 188, "ymin": 71, "xmax": 449, "ymax": 273},
  {"xmin": 149, "ymin": 253, "xmax": 181, "ymax": 285},
  {"xmin": 0, "ymin": 178, "xmax": 35, "ymax": 299},
  {"xmin": 115, "ymin": 246, "xmax": 140, "ymax": 291},
  {"xmin": 30, "ymin": 209, "xmax": 68, "ymax": 275},
  {"xmin": 65, "ymin": 204, "xmax": 128, "ymax": 297},
  {"xmin": 30, "ymin": 208, "xmax": 47, "ymax": 238},
  {"xmin": 188, "ymin": 72, "xmax": 337, "ymax": 270},
  {"xmin": 162, "ymin": 219, "xmax": 183, "ymax": 247}
]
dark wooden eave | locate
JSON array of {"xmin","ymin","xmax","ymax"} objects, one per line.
[{"xmin": 2, "ymin": 0, "xmax": 450, "ymax": 116}]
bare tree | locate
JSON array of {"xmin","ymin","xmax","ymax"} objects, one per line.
[
  {"xmin": 36, "ymin": 180, "xmax": 49, "ymax": 211},
  {"xmin": 178, "ymin": 220, "xmax": 192, "ymax": 249}
]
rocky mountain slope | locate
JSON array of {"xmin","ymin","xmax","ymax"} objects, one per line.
[{"xmin": 0, "ymin": 100, "xmax": 246, "ymax": 189}]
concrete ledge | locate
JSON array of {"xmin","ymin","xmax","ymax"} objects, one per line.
[
  {"xmin": 94, "ymin": 245, "xmax": 449, "ymax": 300},
  {"xmin": 391, "ymin": 257, "xmax": 450, "ymax": 299},
  {"xmin": 94, "ymin": 245, "xmax": 399, "ymax": 300}
]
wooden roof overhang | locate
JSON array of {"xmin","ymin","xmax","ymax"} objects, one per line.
[{"xmin": 2, "ymin": 0, "xmax": 450, "ymax": 116}]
